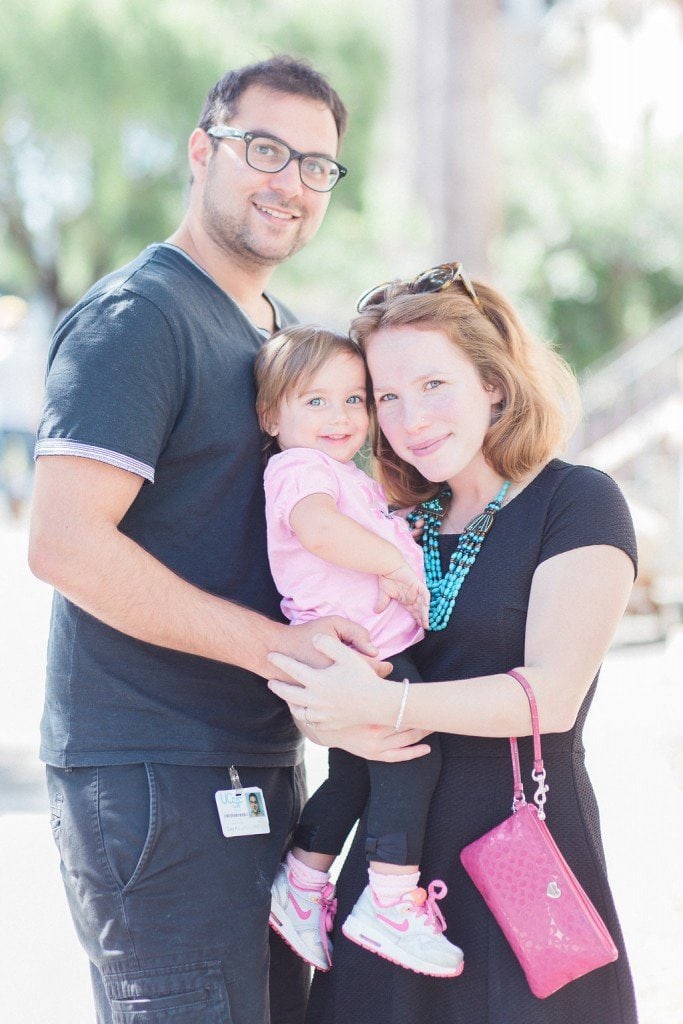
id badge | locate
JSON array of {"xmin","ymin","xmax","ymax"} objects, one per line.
[{"xmin": 215, "ymin": 784, "xmax": 270, "ymax": 838}]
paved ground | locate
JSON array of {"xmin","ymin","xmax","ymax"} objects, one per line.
[{"xmin": 1, "ymin": 513, "xmax": 681, "ymax": 1023}]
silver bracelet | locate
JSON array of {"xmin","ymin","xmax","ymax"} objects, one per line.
[{"xmin": 393, "ymin": 678, "xmax": 410, "ymax": 732}]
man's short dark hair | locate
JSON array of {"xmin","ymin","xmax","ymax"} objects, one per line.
[{"xmin": 198, "ymin": 53, "xmax": 348, "ymax": 145}]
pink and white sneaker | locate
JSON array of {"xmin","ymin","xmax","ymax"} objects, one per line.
[
  {"xmin": 342, "ymin": 880, "xmax": 464, "ymax": 978},
  {"xmin": 269, "ymin": 862, "xmax": 337, "ymax": 971}
]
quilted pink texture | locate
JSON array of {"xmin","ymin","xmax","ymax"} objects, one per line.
[{"xmin": 460, "ymin": 803, "xmax": 618, "ymax": 998}]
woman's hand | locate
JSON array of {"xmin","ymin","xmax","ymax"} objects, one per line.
[
  {"xmin": 268, "ymin": 633, "xmax": 401, "ymax": 731},
  {"xmin": 296, "ymin": 719, "xmax": 432, "ymax": 762}
]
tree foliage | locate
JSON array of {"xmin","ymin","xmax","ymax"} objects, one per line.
[
  {"xmin": 494, "ymin": 91, "xmax": 683, "ymax": 370},
  {"xmin": 0, "ymin": 0, "xmax": 387, "ymax": 317},
  {"xmin": 2, "ymin": 1, "xmax": 681, "ymax": 365}
]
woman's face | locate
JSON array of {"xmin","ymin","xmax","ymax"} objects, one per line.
[{"xmin": 366, "ymin": 325, "xmax": 502, "ymax": 485}]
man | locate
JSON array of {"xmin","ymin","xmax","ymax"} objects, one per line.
[{"xmin": 29, "ymin": 55, "xmax": 424, "ymax": 1024}]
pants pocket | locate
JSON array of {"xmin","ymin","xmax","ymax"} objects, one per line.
[
  {"xmin": 105, "ymin": 960, "xmax": 232, "ymax": 1023},
  {"xmin": 97, "ymin": 763, "xmax": 158, "ymax": 893}
]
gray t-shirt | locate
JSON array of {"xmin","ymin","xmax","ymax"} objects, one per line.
[{"xmin": 36, "ymin": 244, "xmax": 302, "ymax": 767}]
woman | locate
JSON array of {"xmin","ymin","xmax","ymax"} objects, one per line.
[{"xmin": 268, "ymin": 263, "xmax": 638, "ymax": 1024}]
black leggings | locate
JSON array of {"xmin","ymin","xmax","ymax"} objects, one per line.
[{"xmin": 293, "ymin": 652, "xmax": 441, "ymax": 866}]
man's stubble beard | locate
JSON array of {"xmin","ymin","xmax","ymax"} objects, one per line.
[{"xmin": 201, "ymin": 185, "xmax": 311, "ymax": 270}]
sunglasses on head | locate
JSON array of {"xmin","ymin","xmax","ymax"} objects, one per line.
[{"xmin": 356, "ymin": 261, "xmax": 482, "ymax": 314}]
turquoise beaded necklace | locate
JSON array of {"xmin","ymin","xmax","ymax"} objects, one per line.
[{"xmin": 408, "ymin": 479, "xmax": 510, "ymax": 631}]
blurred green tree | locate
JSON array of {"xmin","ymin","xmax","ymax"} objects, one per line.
[
  {"xmin": 5, "ymin": 1, "xmax": 680, "ymax": 363},
  {"xmin": 494, "ymin": 92, "xmax": 683, "ymax": 370},
  {"xmin": 0, "ymin": 0, "xmax": 386, "ymax": 319}
]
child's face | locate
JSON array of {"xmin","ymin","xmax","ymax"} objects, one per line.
[{"xmin": 271, "ymin": 351, "xmax": 369, "ymax": 463}]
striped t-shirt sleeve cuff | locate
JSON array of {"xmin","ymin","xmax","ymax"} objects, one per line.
[{"xmin": 34, "ymin": 438, "xmax": 155, "ymax": 482}]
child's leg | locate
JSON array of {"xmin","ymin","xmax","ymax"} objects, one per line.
[
  {"xmin": 342, "ymin": 734, "xmax": 463, "ymax": 977},
  {"xmin": 270, "ymin": 748, "xmax": 370, "ymax": 971},
  {"xmin": 292, "ymin": 746, "xmax": 369, "ymax": 868},
  {"xmin": 342, "ymin": 654, "xmax": 464, "ymax": 977},
  {"xmin": 365, "ymin": 732, "xmax": 442, "ymax": 872},
  {"xmin": 363, "ymin": 651, "xmax": 439, "ymax": 873}
]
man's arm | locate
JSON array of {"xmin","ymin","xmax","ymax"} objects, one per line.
[{"xmin": 29, "ymin": 456, "xmax": 373, "ymax": 677}]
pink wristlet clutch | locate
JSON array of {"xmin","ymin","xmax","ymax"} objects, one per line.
[{"xmin": 460, "ymin": 669, "xmax": 618, "ymax": 999}]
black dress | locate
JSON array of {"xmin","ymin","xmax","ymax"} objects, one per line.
[{"xmin": 306, "ymin": 461, "xmax": 639, "ymax": 1024}]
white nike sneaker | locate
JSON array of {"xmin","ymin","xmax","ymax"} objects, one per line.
[
  {"xmin": 342, "ymin": 880, "xmax": 464, "ymax": 978},
  {"xmin": 269, "ymin": 862, "xmax": 337, "ymax": 971}
]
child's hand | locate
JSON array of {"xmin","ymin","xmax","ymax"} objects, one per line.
[
  {"xmin": 407, "ymin": 515, "xmax": 425, "ymax": 541},
  {"xmin": 376, "ymin": 562, "xmax": 430, "ymax": 629},
  {"xmin": 391, "ymin": 506, "xmax": 425, "ymax": 541}
]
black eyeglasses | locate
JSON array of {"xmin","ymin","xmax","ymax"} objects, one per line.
[
  {"xmin": 206, "ymin": 126, "xmax": 347, "ymax": 193},
  {"xmin": 356, "ymin": 262, "xmax": 482, "ymax": 313}
]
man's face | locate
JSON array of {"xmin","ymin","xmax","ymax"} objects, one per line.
[{"xmin": 198, "ymin": 84, "xmax": 339, "ymax": 268}]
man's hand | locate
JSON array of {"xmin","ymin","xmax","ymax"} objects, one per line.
[{"xmin": 276, "ymin": 616, "xmax": 392, "ymax": 676}]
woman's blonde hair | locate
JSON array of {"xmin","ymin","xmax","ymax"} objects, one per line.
[
  {"xmin": 254, "ymin": 324, "xmax": 365, "ymax": 461},
  {"xmin": 351, "ymin": 278, "xmax": 581, "ymax": 507}
]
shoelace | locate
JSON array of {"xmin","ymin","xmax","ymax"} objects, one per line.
[
  {"xmin": 316, "ymin": 882, "xmax": 337, "ymax": 967},
  {"xmin": 317, "ymin": 882, "xmax": 338, "ymax": 933},
  {"xmin": 411, "ymin": 880, "xmax": 448, "ymax": 934}
]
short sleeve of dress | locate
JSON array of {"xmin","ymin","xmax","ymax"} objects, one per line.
[
  {"xmin": 540, "ymin": 465, "xmax": 638, "ymax": 577},
  {"xmin": 264, "ymin": 449, "xmax": 342, "ymax": 528},
  {"xmin": 36, "ymin": 292, "xmax": 182, "ymax": 482}
]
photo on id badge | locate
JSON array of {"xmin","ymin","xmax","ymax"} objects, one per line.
[{"xmin": 215, "ymin": 785, "xmax": 271, "ymax": 837}]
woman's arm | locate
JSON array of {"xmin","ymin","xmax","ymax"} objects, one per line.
[
  {"xmin": 267, "ymin": 544, "xmax": 634, "ymax": 738},
  {"xmin": 295, "ymin": 720, "xmax": 433, "ymax": 762}
]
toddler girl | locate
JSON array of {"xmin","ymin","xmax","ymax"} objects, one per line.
[{"xmin": 254, "ymin": 325, "xmax": 463, "ymax": 979}]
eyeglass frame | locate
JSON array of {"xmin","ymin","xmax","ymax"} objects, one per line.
[
  {"xmin": 205, "ymin": 125, "xmax": 348, "ymax": 193},
  {"xmin": 356, "ymin": 262, "xmax": 483, "ymax": 314}
]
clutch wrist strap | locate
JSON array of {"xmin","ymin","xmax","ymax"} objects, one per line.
[{"xmin": 506, "ymin": 669, "xmax": 549, "ymax": 818}]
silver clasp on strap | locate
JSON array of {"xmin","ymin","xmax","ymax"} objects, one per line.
[
  {"xmin": 532, "ymin": 767, "xmax": 548, "ymax": 820},
  {"xmin": 511, "ymin": 789, "xmax": 526, "ymax": 814}
]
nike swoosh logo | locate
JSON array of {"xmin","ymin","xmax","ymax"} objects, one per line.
[
  {"xmin": 290, "ymin": 893, "xmax": 312, "ymax": 921},
  {"xmin": 377, "ymin": 913, "xmax": 409, "ymax": 932}
]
